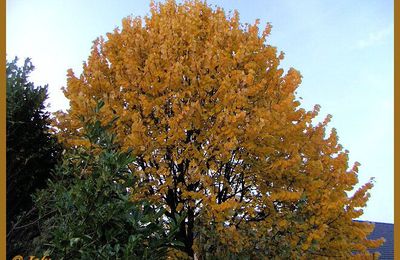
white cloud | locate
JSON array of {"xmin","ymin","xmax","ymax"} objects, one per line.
[{"xmin": 356, "ymin": 25, "xmax": 393, "ymax": 49}]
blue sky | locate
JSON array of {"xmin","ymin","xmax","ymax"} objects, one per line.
[{"xmin": 7, "ymin": 0, "xmax": 394, "ymax": 223}]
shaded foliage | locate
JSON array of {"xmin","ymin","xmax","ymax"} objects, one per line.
[{"xmin": 6, "ymin": 57, "xmax": 61, "ymax": 257}]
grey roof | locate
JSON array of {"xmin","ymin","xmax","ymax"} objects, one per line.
[{"xmin": 367, "ymin": 222, "xmax": 394, "ymax": 260}]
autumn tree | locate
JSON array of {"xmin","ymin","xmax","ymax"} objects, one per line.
[{"xmin": 54, "ymin": 0, "xmax": 383, "ymax": 258}]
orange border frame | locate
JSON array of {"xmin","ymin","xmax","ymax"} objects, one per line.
[
  {"xmin": 1, "ymin": 0, "xmax": 6, "ymax": 258},
  {"xmin": 394, "ymin": 0, "xmax": 399, "ymax": 259},
  {"xmin": 0, "ymin": 0, "xmax": 398, "ymax": 259}
]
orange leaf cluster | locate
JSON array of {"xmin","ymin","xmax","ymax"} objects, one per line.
[{"xmin": 54, "ymin": 0, "xmax": 383, "ymax": 258}]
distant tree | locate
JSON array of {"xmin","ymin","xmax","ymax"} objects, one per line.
[
  {"xmin": 6, "ymin": 57, "xmax": 61, "ymax": 257},
  {"xmin": 33, "ymin": 105, "xmax": 183, "ymax": 259},
  {"xmin": 54, "ymin": 0, "xmax": 383, "ymax": 258}
]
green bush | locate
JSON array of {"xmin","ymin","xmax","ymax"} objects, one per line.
[
  {"xmin": 6, "ymin": 57, "xmax": 61, "ymax": 257},
  {"xmin": 33, "ymin": 106, "xmax": 183, "ymax": 259}
]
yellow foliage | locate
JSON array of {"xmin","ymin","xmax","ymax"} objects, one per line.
[{"xmin": 54, "ymin": 0, "xmax": 382, "ymax": 258}]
